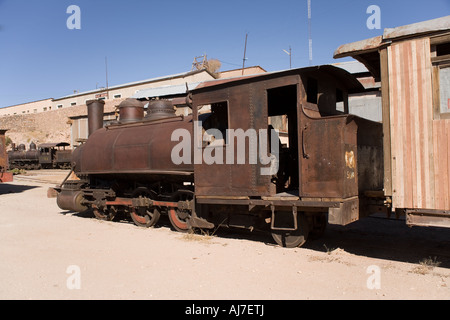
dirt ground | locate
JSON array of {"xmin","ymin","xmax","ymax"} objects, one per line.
[{"xmin": 1, "ymin": 170, "xmax": 450, "ymax": 300}]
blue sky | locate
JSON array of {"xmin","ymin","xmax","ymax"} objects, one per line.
[{"xmin": 0, "ymin": 0, "xmax": 449, "ymax": 108}]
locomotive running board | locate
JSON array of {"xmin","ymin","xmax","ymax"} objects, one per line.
[{"xmin": 195, "ymin": 197, "xmax": 340, "ymax": 209}]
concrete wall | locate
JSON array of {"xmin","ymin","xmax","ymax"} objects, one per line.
[
  {"xmin": 348, "ymin": 91, "xmax": 382, "ymax": 122},
  {"xmin": 218, "ymin": 66, "xmax": 266, "ymax": 78},
  {"xmin": 0, "ymin": 70, "xmax": 214, "ymax": 117},
  {"xmin": 51, "ymin": 70, "xmax": 214, "ymax": 110},
  {"xmin": 0, "ymin": 99, "xmax": 53, "ymax": 117},
  {"xmin": 1, "ymin": 99, "xmax": 122, "ymax": 150}
]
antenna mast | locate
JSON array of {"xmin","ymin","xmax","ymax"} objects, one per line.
[
  {"xmin": 242, "ymin": 33, "xmax": 248, "ymax": 75},
  {"xmin": 308, "ymin": 0, "xmax": 312, "ymax": 66},
  {"xmin": 105, "ymin": 56, "xmax": 109, "ymax": 99}
]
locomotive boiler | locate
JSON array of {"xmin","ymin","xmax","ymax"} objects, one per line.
[
  {"xmin": 56, "ymin": 66, "xmax": 384, "ymax": 247},
  {"xmin": 57, "ymin": 99, "xmax": 197, "ymax": 228}
]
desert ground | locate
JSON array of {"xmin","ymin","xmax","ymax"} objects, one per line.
[{"xmin": 0, "ymin": 170, "xmax": 449, "ymax": 300}]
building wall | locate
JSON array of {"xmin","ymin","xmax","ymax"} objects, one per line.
[
  {"xmin": 51, "ymin": 71, "xmax": 214, "ymax": 110},
  {"xmin": 0, "ymin": 99, "xmax": 53, "ymax": 116},
  {"xmin": 387, "ymin": 37, "xmax": 449, "ymax": 210},
  {"xmin": 0, "ymin": 71, "xmax": 214, "ymax": 117},
  {"xmin": 218, "ymin": 66, "xmax": 266, "ymax": 78},
  {"xmin": 348, "ymin": 91, "xmax": 381, "ymax": 122},
  {"xmin": 1, "ymin": 99, "xmax": 122, "ymax": 150}
]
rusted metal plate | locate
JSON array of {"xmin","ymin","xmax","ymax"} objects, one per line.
[
  {"xmin": 0, "ymin": 171, "xmax": 13, "ymax": 183},
  {"xmin": 0, "ymin": 130, "xmax": 9, "ymax": 171},
  {"xmin": 300, "ymin": 115, "xmax": 357, "ymax": 198},
  {"xmin": 300, "ymin": 114, "xmax": 383, "ymax": 199},
  {"xmin": 328, "ymin": 197, "xmax": 360, "ymax": 226}
]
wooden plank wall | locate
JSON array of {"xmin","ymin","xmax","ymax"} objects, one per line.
[
  {"xmin": 388, "ymin": 37, "xmax": 450, "ymax": 210},
  {"xmin": 433, "ymin": 120, "xmax": 450, "ymax": 209}
]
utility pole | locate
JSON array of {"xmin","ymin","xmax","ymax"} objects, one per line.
[
  {"xmin": 242, "ymin": 33, "xmax": 248, "ymax": 75},
  {"xmin": 283, "ymin": 46, "xmax": 292, "ymax": 69}
]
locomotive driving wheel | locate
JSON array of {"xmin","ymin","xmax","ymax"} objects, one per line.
[
  {"xmin": 93, "ymin": 205, "xmax": 117, "ymax": 221},
  {"xmin": 129, "ymin": 187, "xmax": 161, "ymax": 228},
  {"xmin": 168, "ymin": 190, "xmax": 194, "ymax": 233}
]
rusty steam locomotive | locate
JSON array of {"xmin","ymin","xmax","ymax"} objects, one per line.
[
  {"xmin": 55, "ymin": 66, "xmax": 383, "ymax": 247},
  {"xmin": 8, "ymin": 142, "xmax": 72, "ymax": 170}
]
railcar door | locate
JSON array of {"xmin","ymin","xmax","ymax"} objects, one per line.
[
  {"xmin": 266, "ymin": 84, "xmax": 300, "ymax": 194},
  {"xmin": 192, "ymin": 75, "xmax": 302, "ymax": 198},
  {"xmin": 193, "ymin": 82, "xmax": 271, "ymax": 197}
]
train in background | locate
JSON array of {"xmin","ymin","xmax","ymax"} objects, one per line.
[{"xmin": 8, "ymin": 142, "xmax": 72, "ymax": 170}]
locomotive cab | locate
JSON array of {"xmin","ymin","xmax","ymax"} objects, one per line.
[{"xmin": 191, "ymin": 66, "xmax": 383, "ymax": 247}]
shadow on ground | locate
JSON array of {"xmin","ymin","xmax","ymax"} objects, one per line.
[
  {"xmin": 59, "ymin": 208, "xmax": 450, "ymax": 269},
  {"xmin": 0, "ymin": 183, "xmax": 40, "ymax": 195},
  {"xmin": 305, "ymin": 217, "xmax": 450, "ymax": 268}
]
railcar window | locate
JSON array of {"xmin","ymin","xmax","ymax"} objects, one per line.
[
  {"xmin": 436, "ymin": 42, "xmax": 450, "ymax": 56},
  {"xmin": 306, "ymin": 77, "xmax": 318, "ymax": 104},
  {"xmin": 336, "ymin": 88, "xmax": 344, "ymax": 112},
  {"xmin": 199, "ymin": 101, "xmax": 229, "ymax": 145},
  {"xmin": 439, "ymin": 66, "xmax": 450, "ymax": 115},
  {"xmin": 431, "ymin": 36, "xmax": 450, "ymax": 119}
]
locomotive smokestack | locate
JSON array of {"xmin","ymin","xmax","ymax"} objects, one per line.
[{"xmin": 86, "ymin": 99, "xmax": 105, "ymax": 137}]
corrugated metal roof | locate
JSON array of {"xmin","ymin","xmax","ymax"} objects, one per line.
[
  {"xmin": 131, "ymin": 82, "xmax": 201, "ymax": 99},
  {"xmin": 38, "ymin": 142, "xmax": 70, "ymax": 148},
  {"xmin": 134, "ymin": 64, "xmax": 366, "ymax": 99},
  {"xmin": 54, "ymin": 69, "xmax": 211, "ymax": 101},
  {"xmin": 332, "ymin": 61, "xmax": 369, "ymax": 74}
]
